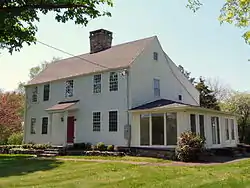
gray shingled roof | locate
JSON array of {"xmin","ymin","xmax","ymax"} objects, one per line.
[{"xmin": 27, "ymin": 36, "xmax": 156, "ymax": 86}]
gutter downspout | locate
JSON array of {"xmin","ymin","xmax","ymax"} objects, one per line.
[{"xmin": 126, "ymin": 69, "xmax": 131, "ymax": 147}]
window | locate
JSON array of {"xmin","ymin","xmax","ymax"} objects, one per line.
[
  {"xmin": 190, "ymin": 114, "xmax": 196, "ymax": 133},
  {"xmin": 140, "ymin": 114, "xmax": 150, "ymax": 145},
  {"xmin": 230, "ymin": 119, "xmax": 235, "ymax": 140},
  {"xmin": 93, "ymin": 74, "xmax": 101, "ymax": 93},
  {"xmin": 30, "ymin": 118, "xmax": 36, "ymax": 134},
  {"xmin": 109, "ymin": 111, "xmax": 118, "ymax": 132},
  {"xmin": 152, "ymin": 113, "xmax": 164, "ymax": 145},
  {"xmin": 93, "ymin": 112, "xmax": 101, "ymax": 132},
  {"xmin": 43, "ymin": 84, "xmax": 50, "ymax": 101},
  {"xmin": 32, "ymin": 86, "xmax": 38, "ymax": 102},
  {"xmin": 166, "ymin": 113, "xmax": 177, "ymax": 145},
  {"xmin": 153, "ymin": 52, "xmax": 158, "ymax": 61},
  {"xmin": 178, "ymin": 95, "xmax": 182, "ymax": 101},
  {"xmin": 42, "ymin": 117, "xmax": 48, "ymax": 134},
  {"xmin": 211, "ymin": 117, "xmax": 220, "ymax": 144},
  {"xmin": 153, "ymin": 79, "xmax": 160, "ymax": 97},
  {"xmin": 65, "ymin": 80, "xmax": 74, "ymax": 97},
  {"xmin": 199, "ymin": 115, "xmax": 205, "ymax": 138},
  {"xmin": 225, "ymin": 118, "xmax": 230, "ymax": 140},
  {"xmin": 109, "ymin": 72, "xmax": 118, "ymax": 91}
]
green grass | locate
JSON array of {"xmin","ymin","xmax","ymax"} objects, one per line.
[
  {"xmin": 1, "ymin": 154, "xmax": 250, "ymax": 188},
  {"xmin": 57, "ymin": 155, "xmax": 171, "ymax": 163}
]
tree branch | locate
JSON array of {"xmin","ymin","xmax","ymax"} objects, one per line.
[{"xmin": 0, "ymin": 3, "xmax": 88, "ymax": 12}]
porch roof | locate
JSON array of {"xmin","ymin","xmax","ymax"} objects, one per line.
[
  {"xmin": 45, "ymin": 100, "xmax": 79, "ymax": 112},
  {"xmin": 129, "ymin": 99, "xmax": 235, "ymax": 116}
]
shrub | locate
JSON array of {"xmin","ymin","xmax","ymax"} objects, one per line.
[
  {"xmin": 96, "ymin": 142, "xmax": 106, "ymax": 151},
  {"xmin": 175, "ymin": 131, "xmax": 205, "ymax": 162},
  {"xmin": 85, "ymin": 142, "xmax": 92, "ymax": 150},
  {"xmin": 7, "ymin": 132, "xmax": 23, "ymax": 145},
  {"xmin": 107, "ymin": 145, "xmax": 114, "ymax": 151}
]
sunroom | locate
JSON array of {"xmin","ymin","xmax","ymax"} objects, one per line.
[{"xmin": 130, "ymin": 99, "xmax": 238, "ymax": 149}]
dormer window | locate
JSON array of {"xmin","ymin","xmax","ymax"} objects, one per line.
[
  {"xmin": 153, "ymin": 52, "xmax": 158, "ymax": 61},
  {"xmin": 65, "ymin": 80, "xmax": 74, "ymax": 98}
]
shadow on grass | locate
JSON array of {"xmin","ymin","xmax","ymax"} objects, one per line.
[{"xmin": 0, "ymin": 155, "xmax": 63, "ymax": 178}]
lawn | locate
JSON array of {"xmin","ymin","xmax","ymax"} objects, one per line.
[
  {"xmin": 1, "ymin": 154, "xmax": 250, "ymax": 188},
  {"xmin": 57, "ymin": 155, "xmax": 171, "ymax": 163}
]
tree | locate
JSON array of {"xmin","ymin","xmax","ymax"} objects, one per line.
[
  {"xmin": 221, "ymin": 92, "xmax": 250, "ymax": 143},
  {"xmin": 178, "ymin": 65, "xmax": 196, "ymax": 84},
  {"xmin": 206, "ymin": 77, "xmax": 233, "ymax": 102},
  {"xmin": 0, "ymin": 0, "xmax": 113, "ymax": 54},
  {"xmin": 0, "ymin": 91, "xmax": 24, "ymax": 144},
  {"xmin": 187, "ymin": 0, "xmax": 250, "ymax": 45},
  {"xmin": 16, "ymin": 57, "xmax": 61, "ymax": 93},
  {"xmin": 195, "ymin": 77, "xmax": 220, "ymax": 110}
]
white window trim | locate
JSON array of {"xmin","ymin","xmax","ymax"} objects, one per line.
[
  {"xmin": 140, "ymin": 112, "xmax": 177, "ymax": 147},
  {"xmin": 93, "ymin": 74, "xmax": 102, "ymax": 94},
  {"xmin": 108, "ymin": 109, "xmax": 119, "ymax": 132},
  {"xmin": 153, "ymin": 78, "xmax": 160, "ymax": 98},
  {"xmin": 43, "ymin": 83, "xmax": 51, "ymax": 101},
  {"xmin": 109, "ymin": 72, "xmax": 118, "ymax": 92},
  {"xmin": 30, "ymin": 117, "xmax": 36, "ymax": 134},
  {"xmin": 41, "ymin": 116, "xmax": 49, "ymax": 135},
  {"xmin": 31, "ymin": 86, "xmax": 38, "ymax": 103},
  {"xmin": 92, "ymin": 111, "xmax": 101, "ymax": 132},
  {"xmin": 153, "ymin": 52, "xmax": 158, "ymax": 61},
  {"xmin": 65, "ymin": 80, "xmax": 74, "ymax": 98}
]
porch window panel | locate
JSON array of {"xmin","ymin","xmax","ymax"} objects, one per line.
[
  {"xmin": 225, "ymin": 118, "xmax": 230, "ymax": 140},
  {"xmin": 230, "ymin": 119, "xmax": 235, "ymax": 140},
  {"xmin": 211, "ymin": 117, "xmax": 217, "ymax": 144},
  {"xmin": 152, "ymin": 113, "xmax": 164, "ymax": 145},
  {"xmin": 190, "ymin": 114, "xmax": 196, "ymax": 133},
  {"xmin": 216, "ymin": 117, "xmax": 220, "ymax": 144},
  {"xmin": 199, "ymin": 115, "xmax": 205, "ymax": 139},
  {"xmin": 140, "ymin": 114, "xmax": 150, "ymax": 146},
  {"xmin": 166, "ymin": 112, "xmax": 177, "ymax": 145}
]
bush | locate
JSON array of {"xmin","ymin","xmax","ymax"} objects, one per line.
[
  {"xmin": 85, "ymin": 142, "xmax": 92, "ymax": 150},
  {"xmin": 96, "ymin": 142, "xmax": 106, "ymax": 151},
  {"xmin": 7, "ymin": 132, "xmax": 23, "ymax": 145},
  {"xmin": 175, "ymin": 131, "xmax": 205, "ymax": 162},
  {"xmin": 107, "ymin": 145, "xmax": 114, "ymax": 151}
]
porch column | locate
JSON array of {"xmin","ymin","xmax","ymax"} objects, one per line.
[
  {"xmin": 49, "ymin": 113, "xmax": 53, "ymax": 137},
  {"xmin": 164, "ymin": 113, "xmax": 167, "ymax": 145},
  {"xmin": 63, "ymin": 111, "xmax": 68, "ymax": 146},
  {"xmin": 149, "ymin": 113, "xmax": 152, "ymax": 146}
]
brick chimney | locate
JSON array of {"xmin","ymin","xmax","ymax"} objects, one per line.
[{"xmin": 89, "ymin": 29, "xmax": 113, "ymax": 54}]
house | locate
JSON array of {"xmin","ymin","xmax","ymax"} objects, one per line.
[{"xmin": 24, "ymin": 29, "xmax": 238, "ymax": 149}]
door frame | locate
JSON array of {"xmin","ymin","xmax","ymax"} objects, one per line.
[{"xmin": 67, "ymin": 116, "xmax": 75, "ymax": 145}]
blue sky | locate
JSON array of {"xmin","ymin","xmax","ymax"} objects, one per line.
[{"xmin": 1, "ymin": 0, "xmax": 249, "ymax": 91}]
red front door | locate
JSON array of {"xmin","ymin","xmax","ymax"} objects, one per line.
[{"xmin": 67, "ymin": 116, "xmax": 75, "ymax": 143}]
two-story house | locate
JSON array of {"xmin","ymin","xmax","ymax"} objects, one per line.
[{"xmin": 24, "ymin": 29, "xmax": 238, "ymax": 148}]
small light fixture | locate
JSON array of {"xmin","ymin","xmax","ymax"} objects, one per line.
[{"xmin": 61, "ymin": 117, "xmax": 64, "ymax": 122}]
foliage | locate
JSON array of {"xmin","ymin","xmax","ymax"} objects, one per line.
[
  {"xmin": 187, "ymin": 0, "xmax": 250, "ymax": 45},
  {"xmin": 206, "ymin": 77, "xmax": 233, "ymax": 102},
  {"xmin": 16, "ymin": 57, "xmax": 61, "ymax": 93},
  {"xmin": 85, "ymin": 142, "xmax": 92, "ymax": 150},
  {"xmin": 107, "ymin": 145, "xmax": 114, "ymax": 151},
  {"xmin": 221, "ymin": 92, "xmax": 250, "ymax": 143},
  {"xmin": 0, "ymin": 91, "xmax": 24, "ymax": 144},
  {"xmin": 7, "ymin": 132, "xmax": 23, "ymax": 145},
  {"xmin": 195, "ymin": 77, "xmax": 220, "ymax": 110},
  {"xmin": 0, "ymin": 0, "xmax": 113, "ymax": 54},
  {"xmin": 96, "ymin": 142, "xmax": 106, "ymax": 151},
  {"xmin": 175, "ymin": 131, "xmax": 205, "ymax": 162},
  {"xmin": 178, "ymin": 65, "xmax": 196, "ymax": 84}
]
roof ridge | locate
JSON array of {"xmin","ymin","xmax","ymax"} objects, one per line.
[{"xmin": 50, "ymin": 36, "xmax": 157, "ymax": 65}]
